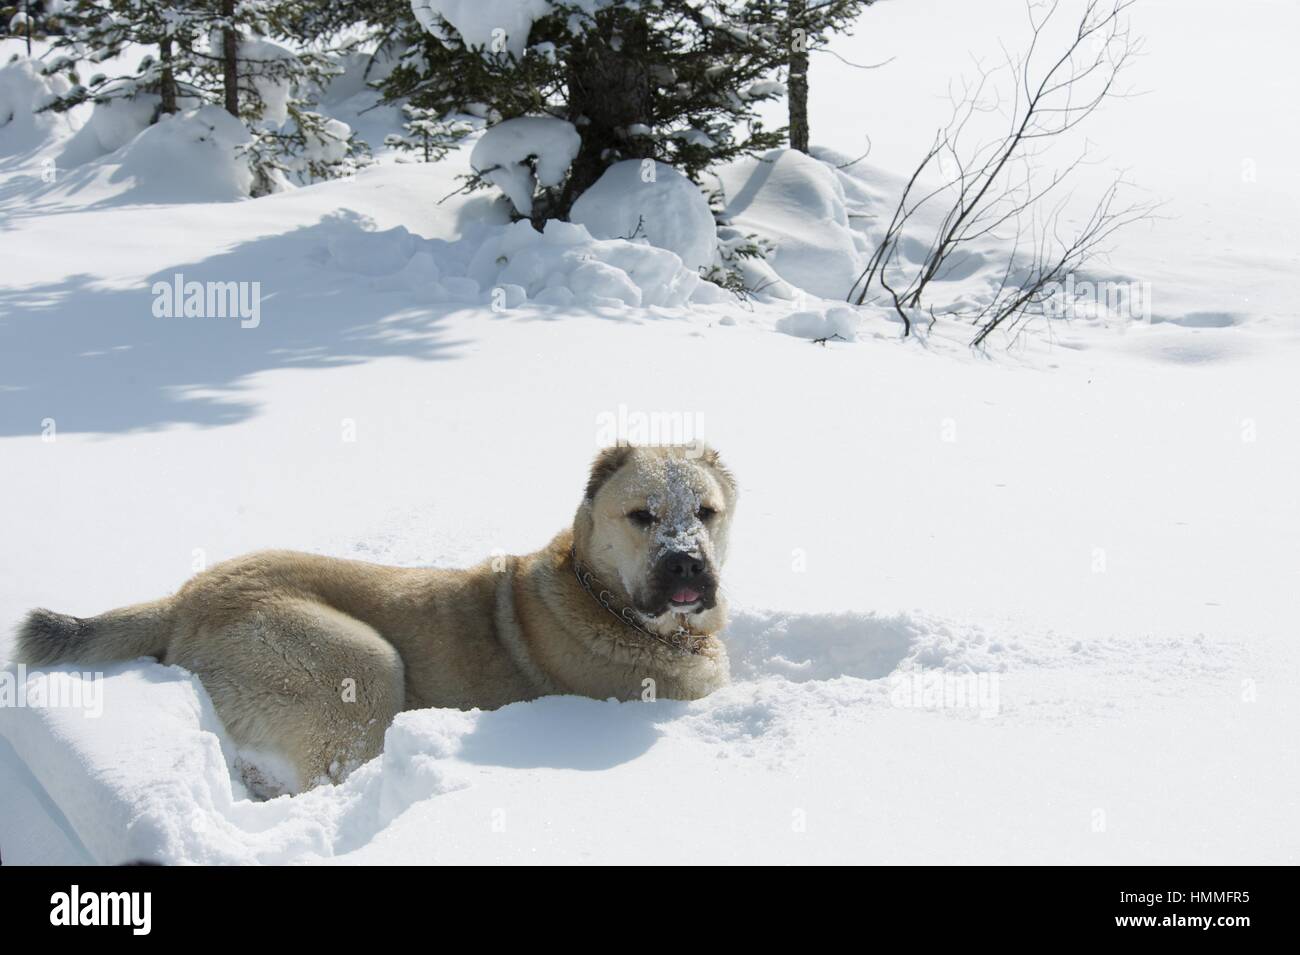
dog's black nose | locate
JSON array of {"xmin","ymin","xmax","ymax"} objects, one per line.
[{"xmin": 664, "ymin": 552, "xmax": 705, "ymax": 580}]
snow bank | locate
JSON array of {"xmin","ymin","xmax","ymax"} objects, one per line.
[
  {"xmin": 53, "ymin": 90, "xmax": 201, "ymax": 168},
  {"xmin": 3, "ymin": 599, "xmax": 1210, "ymax": 864},
  {"xmin": 570, "ymin": 159, "xmax": 717, "ymax": 271},
  {"xmin": 325, "ymin": 218, "xmax": 702, "ymax": 309},
  {"xmin": 72, "ymin": 95, "xmax": 160, "ymax": 155},
  {"xmin": 775, "ymin": 306, "xmax": 864, "ymax": 342},
  {"xmin": 37, "ymin": 105, "xmax": 255, "ymax": 204},
  {"xmin": 468, "ymin": 220, "xmax": 699, "ymax": 307},
  {"xmin": 0, "ymin": 604, "xmax": 1012, "ymax": 864},
  {"xmin": 102, "ymin": 105, "xmax": 255, "ymax": 201},
  {"xmin": 0, "ymin": 58, "xmax": 73, "ymax": 157},
  {"xmin": 0, "ymin": 663, "xmax": 474, "ymax": 864},
  {"xmin": 470, "ymin": 116, "xmax": 581, "ymax": 217},
  {"xmin": 717, "ymin": 148, "xmax": 868, "ymax": 299}
]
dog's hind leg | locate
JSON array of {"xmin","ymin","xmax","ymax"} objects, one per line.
[{"xmin": 168, "ymin": 598, "xmax": 405, "ymax": 793}]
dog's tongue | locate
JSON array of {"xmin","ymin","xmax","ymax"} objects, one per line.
[{"xmin": 671, "ymin": 588, "xmax": 701, "ymax": 605}]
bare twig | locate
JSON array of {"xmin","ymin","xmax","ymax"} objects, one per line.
[{"xmin": 849, "ymin": 0, "xmax": 1156, "ymax": 344}]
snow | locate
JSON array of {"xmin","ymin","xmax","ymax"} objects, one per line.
[
  {"xmin": 316, "ymin": 214, "xmax": 703, "ymax": 309},
  {"xmin": 0, "ymin": 609, "xmax": 1278, "ymax": 863},
  {"xmin": 715, "ymin": 147, "xmax": 868, "ymax": 300},
  {"xmin": 775, "ymin": 306, "xmax": 862, "ymax": 342},
  {"xmin": 41, "ymin": 104, "xmax": 256, "ymax": 204},
  {"xmin": 412, "ymin": 0, "xmax": 620, "ymax": 59},
  {"xmin": 0, "ymin": 58, "xmax": 73, "ymax": 156},
  {"xmin": 238, "ymin": 36, "xmax": 296, "ymax": 128},
  {"xmin": 570, "ymin": 159, "xmax": 717, "ymax": 271},
  {"xmin": 413, "ymin": 0, "xmax": 554, "ymax": 58},
  {"xmin": 468, "ymin": 115, "xmax": 581, "ymax": 217},
  {"xmin": 58, "ymin": 93, "xmax": 166, "ymax": 164},
  {"xmin": 2, "ymin": 0, "xmax": 1299, "ymax": 865},
  {"xmin": 757, "ymin": 0, "xmax": 1300, "ymax": 329},
  {"xmin": 466, "ymin": 219, "xmax": 701, "ymax": 308}
]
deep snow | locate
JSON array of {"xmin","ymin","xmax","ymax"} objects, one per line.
[{"xmin": 1, "ymin": 0, "xmax": 1298, "ymax": 865}]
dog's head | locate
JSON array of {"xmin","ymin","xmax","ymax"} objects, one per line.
[{"xmin": 574, "ymin": 444, "xmax": 737, "ymax": 636}]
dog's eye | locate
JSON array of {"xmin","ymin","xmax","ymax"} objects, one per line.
[
  {"xmin": 697, "ymin": 506, "xmax": 717, "ymax": 521},
  {"xmin": 627, "ymin": 509, "xmax": 655, "ymax": 528}
]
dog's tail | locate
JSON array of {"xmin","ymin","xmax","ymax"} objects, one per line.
[{"xmin": 15, "ymin": 598, "xmax": 175, "ymax": 666}]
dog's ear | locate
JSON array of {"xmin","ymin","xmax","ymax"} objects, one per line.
[
  {"xmin": 696, "ymin": 445, "xmax": 737, "ymax": 497},
  {"xmin": 586, "ymin": 446, "xmax": 634, "ymax": 501}
]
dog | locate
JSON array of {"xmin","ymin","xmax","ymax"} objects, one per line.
[{"xmin": 15, "ymin": 444, "xmax": 737, "ymax": 793}]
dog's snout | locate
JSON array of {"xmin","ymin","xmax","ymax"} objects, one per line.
[{"xmin": 664, "ymin": 551, "xmax": 705, "ymax": 580}]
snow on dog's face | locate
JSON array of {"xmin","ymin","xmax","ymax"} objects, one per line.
[{"xmin": 577, "ymin": 444, "xmax": 737, "ymax": 635}]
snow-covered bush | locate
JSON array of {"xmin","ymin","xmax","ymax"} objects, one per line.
[
  {"xmin": 569, "ymin": 159, "xmax": 717, "ymax": 272},
  {"xmin": 466, "ymin": 220, "xmax": 700, "ymax": 308},
  {"xmin": 704, "ymin": 224, "xmax": 781, "ymax": 298},
  {"xmin": 105, "ymin": 104, "xmax": 257, "ymax": 202},
  {"xmin": 77, "ymin": 93, "xmax": 167, "ymax": 153},
  {"xmin": 411, "ymin": 0, "xmax": 552, "ymax": 57},
  {"xmin": 56, "ymin": 85, "xmax": 203, "ymax": 167},
  {"xmin": 322, "ymin": 217, "xmax": 703, "ymax": 310},
  {"xmin": 468, "ymin": 116, "xmax": 580, "ymax": 219},
  {"xmin": 0, "ymin": 58, "xmax": 72, "ymax": 157},
  {"xmin": 243, "ymin": 110, "xmax": 368, "ymax": 195}
]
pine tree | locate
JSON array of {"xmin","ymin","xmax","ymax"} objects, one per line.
[
  {"xmin": 746, "ymin": 0, "xmax": 879, "ymax": 154},
  {"xmin": 384, "ymin": 104, "xmax": 470, "ymax": 162},
  {"xmin": 383, "ymin": 0, "xmax": 792, "ymax": 219},
  {"xmin": 188, "ymin": 1, "xmax": 372, "ymax": 192},
  {"xmin": 36, "ymin": 1, "xmax": 202, "ymax": 119},
  {"xmin": 2, "ymin": 2, "xmax": 63, "ymax": 57},
  {"xmin": 38, "ymin": 0, "xmax": 369, "ymax": 193}
]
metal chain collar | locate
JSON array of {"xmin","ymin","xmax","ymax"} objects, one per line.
[{"xmin": 570, "ymin": 548, "xmax": 705, "ymax": 655}]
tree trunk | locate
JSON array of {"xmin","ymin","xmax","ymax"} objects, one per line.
[
  {"xmin": 158, "ymin": 36, "xmax": 178, "ymax": 116},
  {"xmin": 557, "ymin": 11, "xmax": 655, "ymax": 220},
  {"xmin": 788, "ymin": 0, "xmax": 810, "ymax": 153},
  {"xmin": 221, "ymin": 0, "xmax": 239, "ymax": 118}
]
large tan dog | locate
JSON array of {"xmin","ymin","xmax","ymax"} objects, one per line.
[{"xmin": 16, "ymin": 444, "xmax": 736, "ymax": 793}]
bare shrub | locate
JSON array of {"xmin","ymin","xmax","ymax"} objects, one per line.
[{"xmin": 849, "ymin": 0, "xmax": 1158, "ymax": 344}]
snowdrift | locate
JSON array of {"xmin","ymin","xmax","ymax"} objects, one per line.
[
  {"xmin": 571, "ymin": 159, "xmax": 718, "ymax": 271},
  {"xmin": 716, "ymin": 148, "xmax": 869, "ymax": 300},
  {"xmin": 0, "ymin": 606, "xmax": 1014, "ymax": 864},
  {"xmin": 0, "ymin": 58, "xmax": 75, "ymax": 158},
  {"xmin": 66, "ymin": 106, "xmax": 257, "ymax": 204},
  {"xmin": 324, "ymin": 218, "xmax": 705, "ymax": 310}
]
